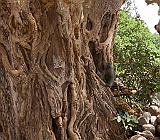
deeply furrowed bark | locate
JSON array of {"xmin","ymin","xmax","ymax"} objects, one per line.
[{"xmin": 0, "ymin": 0, "xmax": 125, "ymax": 140}]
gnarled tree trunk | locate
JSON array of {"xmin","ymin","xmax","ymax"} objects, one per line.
[{"xmin": 0, "ymin": 0, "xmax": 125, "ymax": 140}]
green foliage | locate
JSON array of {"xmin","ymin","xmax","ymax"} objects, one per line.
[
  {"xmin": 122, "ymin": 0, "xmax": 132, "ymax": 12},
  {"xmin": 152, "ymin": 33, "xmax": 160, "ymax": 50},
  {"xmin": 114, "ymin": 10, "xmax": 160, "ymax": 106},
  {"xmin": 112, "ymin": 110, "xmax": 138, "ymax": 130}
]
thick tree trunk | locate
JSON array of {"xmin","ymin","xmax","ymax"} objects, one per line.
[{"xmin": 0, "ymin": 0, "xmax": 125, "ymax": 140}]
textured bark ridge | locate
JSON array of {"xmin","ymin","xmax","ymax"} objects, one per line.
[
  {"xmin": 145, "ymin": 0, "xmax": 160, "ymax": 6},
  {"xmin": 0, "ymin": 0, "xmax": 125, "ymax": 140}
]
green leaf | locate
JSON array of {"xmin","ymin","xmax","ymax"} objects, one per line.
[
  {"xmin": 125, "ymin": 125, "xmax": 128, "ymax": 130},
  {"xmin": 126, "ymin": 116, "xmax": 131, "ymax": 122},
  {"xmin": 111, "ymin": 117, "xmax": 117, "ymax": 121},
  {"xmin": 114, "ymin": 9, "xmax": 160, "ymax": 107},
  {"xmin": 117, "ymin": 115, "xmax": 122, "ymax": 123}
]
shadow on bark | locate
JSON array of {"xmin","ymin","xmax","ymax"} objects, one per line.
[{"xmin": 0, "ymin": 0, "xmax": 125, "ymax": 139}]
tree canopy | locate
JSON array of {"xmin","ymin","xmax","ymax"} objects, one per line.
[{"xmin": 114, "ymin": 10, "xmax": 160, "ymax": 106}]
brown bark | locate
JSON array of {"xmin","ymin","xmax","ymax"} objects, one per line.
[
  {"xmin": 0, "ymin": 0, "xmax": 125, "ymax": 140},
  {"xmin": 145, "ymin": 0, "xmax": 160, "ymax": 6}
]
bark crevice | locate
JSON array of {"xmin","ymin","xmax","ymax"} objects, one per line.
[{"xmin": 0, "ymin": 0, "xmax": 125, "ymax": 140}]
